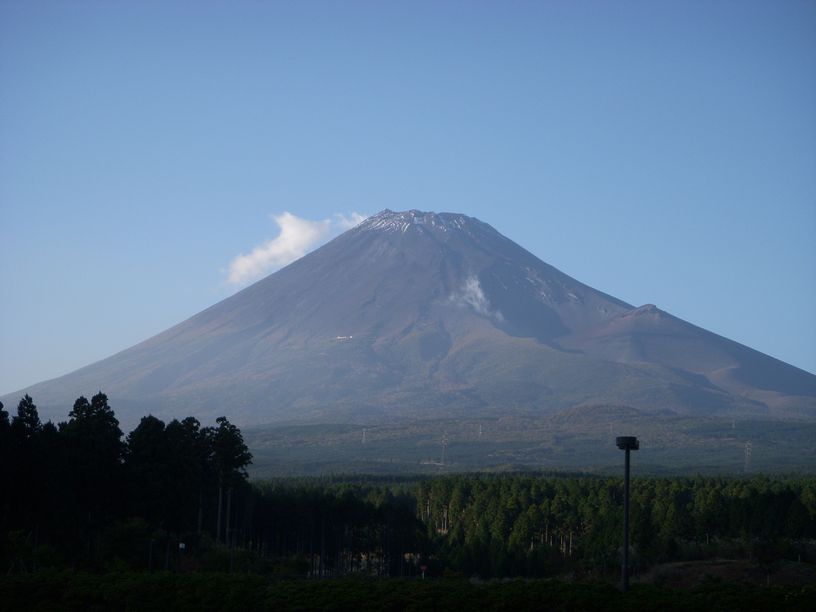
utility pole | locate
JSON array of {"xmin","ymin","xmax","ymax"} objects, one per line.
[{"xmin": 616, "ymin": 436, "xmax": 639, "ymax": 592}]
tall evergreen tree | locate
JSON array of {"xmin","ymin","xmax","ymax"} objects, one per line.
[
  {"xmin": 211, "ymin": 416, "xmax": 252, "ymax": 545},
  {"xmin": 0, "ymin": 401, "xmax": 9, "ymax": 532},
  {"xmin": 11, "ymin": 394, "xmax": 41, "ymax": 440},
  {"xmin": 0, "ymin": 400, "xmax": 9, "ymax": 430},
  {"xmin": 164, "ymin": 417, "xmax": 210, "ymax": 535},
  {"xmin": 7, "ymin": 395, "xmax": 43, "ymax": 534},
  {"xmin": 60, "ymin": 392, "xmax": 125, "ymax": 552},
  {"xmin": 126, "ymin": 415, "xmax": 171, "ymax": 528}
]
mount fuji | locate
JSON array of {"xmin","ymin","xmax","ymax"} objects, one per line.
[{"xmin": 5, "ymin": 210, "xmax": 814, "ymax": 472}]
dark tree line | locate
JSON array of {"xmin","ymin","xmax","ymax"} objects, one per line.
[
  {"xmin": 2, "ymin": 394, "xmax": 815, "ymax": 579},
  {"xmin": 226, "ymin": 473, "xmax": 816, "ymax": 580},
  {"xmin": 0, "ymin": 394, "xmax": 251, "ymax": 572},
  {"xmin": 0, "ymin": 395, "xmax": 426, "ymax": 576},
  {"xmin": 413, "ymin": 473, "xmax": 816, "ymax": 577},
  {"xmin": 248, "ymin": 483, "xmax": 426, "ymax": 577}
]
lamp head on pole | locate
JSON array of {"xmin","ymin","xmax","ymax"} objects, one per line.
[{"xmin": 616, "ymin": 436, "xmax": 640, "ymax": 451}]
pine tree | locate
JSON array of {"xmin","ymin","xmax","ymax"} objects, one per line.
[
  {"xmin": 11, "ymin": 394, "xmax": 41, "ymax": 439},
  {"xmin": 211, "ymin": 416, "xmax": 252, "ymax": 545}
]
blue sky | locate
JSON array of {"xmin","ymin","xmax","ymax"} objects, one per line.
[{"xmin": 1, "ymin": 0, "xmax": 814, "ymax": 395}]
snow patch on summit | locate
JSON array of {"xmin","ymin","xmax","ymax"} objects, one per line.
[{"xmin": 360, "ymin": 209, "xmax": 469, "ymax": 234}]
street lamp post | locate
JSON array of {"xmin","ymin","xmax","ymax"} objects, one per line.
[{"xmin": 616, "ymin": 436, "xmax": 639, "ymax": 592}]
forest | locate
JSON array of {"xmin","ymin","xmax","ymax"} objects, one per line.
[{"xmin": 1, "ymin": 394, "xmax": 815, "ymax": 610}]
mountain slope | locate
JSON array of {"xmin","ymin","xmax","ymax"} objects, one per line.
[
  {"xmin": 4, "ymin": 210, "xmax": 814, "ymax": 430},
  {"xmin": 560, "ymin": 303, "xmax": 816, "ymax": 415}
]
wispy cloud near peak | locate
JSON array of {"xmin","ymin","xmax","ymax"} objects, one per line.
[
  {"xmin": 227, "ymin": 211, "xmax": 367, "ymax": 286},
  {"xmin": 335, "ymin": 212, "xmax": 367, "ymax": 230}
]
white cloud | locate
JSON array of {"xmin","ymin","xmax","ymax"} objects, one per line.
[
  {"xmin": 227, "ymin": 211, "xmax": 367, "ymax": 285},
  {"xmin": 334, "ymin": 212, "xmax": 367, "ymax": 230},
  {"xmin": 452, "ymin": 275, "xmax": 504, "ymax": 321}
]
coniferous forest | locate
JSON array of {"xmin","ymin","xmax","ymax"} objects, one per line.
[{"xmin": 1, "ymin": 394, "xmax": 815, "ymax": 611}]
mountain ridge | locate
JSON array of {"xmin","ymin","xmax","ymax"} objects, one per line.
[{"xmin": 3, "ymin": 209, "xmax": 814, "ymax": 433}]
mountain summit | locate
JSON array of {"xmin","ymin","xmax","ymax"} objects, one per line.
[{"xmin": 6, "ymin": 209, "xmax": 815, "ymax": 431}]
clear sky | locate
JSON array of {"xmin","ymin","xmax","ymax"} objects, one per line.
[{"xmin": 1, "ymin": 0, "xmax": 814, "ymax": 395}]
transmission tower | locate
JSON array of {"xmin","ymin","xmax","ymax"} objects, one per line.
[
  {"xmin": 441, "ymin": 432, "xmax": 449, "ymax": 466},
  {"xmin": 743, "ymin": 441, "xmax": 753, "ymax": 473}
]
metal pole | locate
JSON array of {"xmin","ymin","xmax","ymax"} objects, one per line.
[
  {"xmin": 622, "ymin": 447, "xmax": 630, "ymax": 592},
  {"xmin": 616, "ymin": 436, "xmax": 638, "ymax": 592}
]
